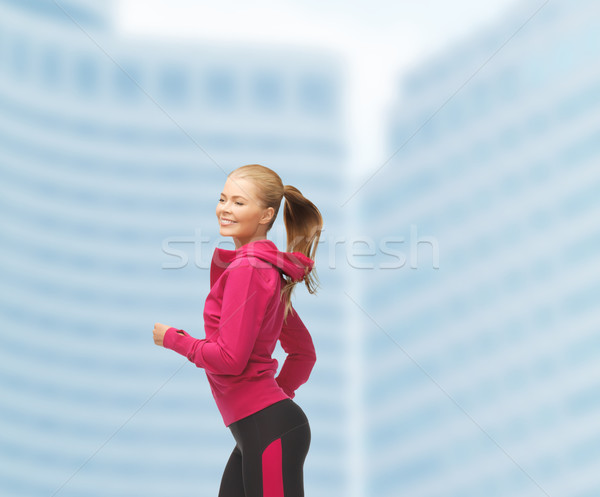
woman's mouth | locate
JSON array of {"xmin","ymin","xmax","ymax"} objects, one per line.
[{"xmin": 221, "ymin": 218, "xmax": 237, "ymax": 226}]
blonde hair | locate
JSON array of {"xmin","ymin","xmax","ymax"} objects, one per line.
[{"xmin": 228, "ymin": 164, "xmax": 322, "ymax": 322}]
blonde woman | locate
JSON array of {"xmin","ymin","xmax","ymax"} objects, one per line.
[{"xmin": 153, "ymin": 164, "xmax": 322, "ymax": 497}]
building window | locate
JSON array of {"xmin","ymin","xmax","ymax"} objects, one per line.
[
  {"xmin": 40, "ymin": 46, "xmax": 61, "ymax": 89},
  {"xmin": 497, "ymin": 65, "xmax": 519, "ymax": 102},
  {"xmin": 74, "ymin": 55, "xmax": 99, "ymax": 96},
  {"xmin": 470, "ymin": 81, "xmax": 491, "ymax": 118},
  {"xmin": 158, "ymin": 65, "xmax": 188, "ymax": 105},
  {"xmin": 298, "ymin": 75, "xmax": 334, "ymax": 116},
  {"xmin": 204, "ymin": 69, "xmax": 236, "ymax": 109},
  {"xmin": 10, "ymin": 35, "xmax": 30, "ymax": 81},
  {"xmin": 252, "ymin": 71, "xmax": 283, "ymax": 111},
  {"xmin": 114, "ymin": 63, "xmax": 142, "ymax": 102}
]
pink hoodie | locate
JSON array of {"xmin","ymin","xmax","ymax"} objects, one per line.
[{"xmin": 163, "ymin": 238, "xmax": 317, "ymax": 427}]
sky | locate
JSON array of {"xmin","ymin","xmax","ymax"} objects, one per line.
[{"xmin": 115, "ymin": 0, "xmax": 518, "ymax": 177}]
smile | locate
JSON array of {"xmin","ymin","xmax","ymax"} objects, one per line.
[{"xmin": 221, "ymin": 219, "xmax": 237, "ymax": 225}]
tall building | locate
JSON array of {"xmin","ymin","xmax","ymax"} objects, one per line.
[
  {"xmin": 358, "ymin": 0, "xmax": 600, "ymax": 496},
  {"xmin": 0, "ymin": 1, "xmax": 349, "ymax": 496}
]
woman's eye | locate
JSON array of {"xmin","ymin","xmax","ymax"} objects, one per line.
[{"xmin": 219, "ymin": 199, "xmax": 243, "ymax": 206}]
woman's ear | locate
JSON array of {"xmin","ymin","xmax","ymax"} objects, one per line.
[{"xmin": 261, "ymin": 206, "xmax": 275, "ymax": 225}]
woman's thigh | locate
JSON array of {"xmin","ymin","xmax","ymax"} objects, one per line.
[
  {"xmin": 240, "ymin": 421, "xmax": 311, "ymax": 497},
  {"xmin": 218, "ymin": 444, "xmax": 245, "ymax": 497}
]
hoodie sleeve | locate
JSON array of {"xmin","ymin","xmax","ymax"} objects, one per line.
[
  {"xmin": 163, "ymin": 263, "xmax": 274, "ymax": 375},
  {"xmin": 275, "ymin": 305, "xmax": 317, "ymax": 398}
]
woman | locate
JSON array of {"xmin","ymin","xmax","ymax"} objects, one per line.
[{"xmin": 153, "ymin": 164, "xmax": 323, "ymax": 497}]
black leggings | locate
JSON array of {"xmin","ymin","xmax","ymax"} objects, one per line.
[{"xmin": 218, "ymin": 398, "xmax": 311, "ymax": 497}]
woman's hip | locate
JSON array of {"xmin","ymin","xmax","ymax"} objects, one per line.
[{"xmin": 228, "ymin": 398, "xmax": 309, "ymax": 452}]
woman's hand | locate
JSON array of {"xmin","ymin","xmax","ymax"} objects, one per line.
[{"xmin": 153, "ymin": 322, "xmax": 171, "ymax": 347}]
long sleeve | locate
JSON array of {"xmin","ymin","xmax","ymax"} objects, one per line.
[
  {"xmin": 163, "ymin": 263, "xmax": 275, "ymax": 375},
  {"xmin": 275, "ymin": 305, "xmax": 317, "ymax": 398}
]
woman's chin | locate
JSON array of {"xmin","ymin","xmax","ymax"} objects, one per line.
[{"xmin": 219, "ymin": 227, "xmax": 236, "ymax": 236}]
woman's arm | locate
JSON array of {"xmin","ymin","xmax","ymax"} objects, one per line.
[
  {"xmin": 275, "ymin": 305, "xmax": 317, "ymax": 398},
  {"xmin": 163, "ymin": 263, "xmax": 275, "ymax": 375}
]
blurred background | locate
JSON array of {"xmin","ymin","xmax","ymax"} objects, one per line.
[{"xmin": 1, "ymin": 1, "xmax": 599, "ymax": 496}]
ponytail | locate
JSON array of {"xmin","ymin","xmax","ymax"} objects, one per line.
[{"xmin": 281, "ymin": 184, "xmax": 322, "ymax": 322}]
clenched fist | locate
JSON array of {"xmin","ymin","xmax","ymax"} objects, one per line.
[{"xmin": 153, "ymin": 322, "xmax": 171, "ymax": 347}]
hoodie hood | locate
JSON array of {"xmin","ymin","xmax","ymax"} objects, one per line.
[{"xmin": 210, "ymin": 239, "xmax": 314, "ymax": 288}]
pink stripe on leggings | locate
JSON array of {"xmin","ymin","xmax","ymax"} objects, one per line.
[{"xmin": 262, "ymin": 437, "xmax": 284, "ymax": 497}]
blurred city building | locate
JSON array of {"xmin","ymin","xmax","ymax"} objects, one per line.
[
  {"xmin": 0, "ymin": 1, "xmax": 348, "ymax": 496},
  {"xmin": 359, "ymin": 0, "xmax": 600, "ymax": 496}
]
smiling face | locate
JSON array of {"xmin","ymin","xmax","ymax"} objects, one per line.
[{"xmin": 216, "ymin": 175, "xmax": 275, "ymax": 249}]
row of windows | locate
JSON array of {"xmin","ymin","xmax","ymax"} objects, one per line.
[
  {"xmin": 363, "ymin": 145, "xmax": 599, "ymax": 326},
  {"xmin": 381, "ymin": 80, "xmax": 600, "ymax": 236},
  {"xmin": 391, "ymin": 14, "xmax": 600, "ymax": 151},
  {"xmin": 390, "ymin": 64, "xmax": 524, "ymax": 154},
  {"xmin": 1, "ymin": 0, "xmax": 107, "ymax": 30},
  {"xmin": 0, "ymin": 29, "xmax": 338, "ymax": 117},
  {"xmin": 402, "ymin": 0, "xmax": 597, "ymax": 99}
]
